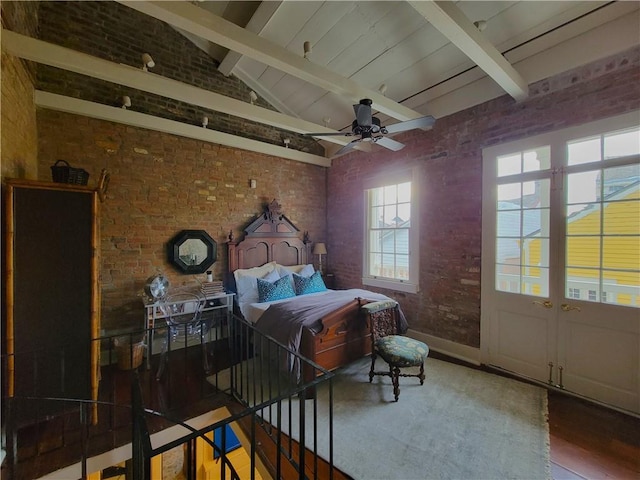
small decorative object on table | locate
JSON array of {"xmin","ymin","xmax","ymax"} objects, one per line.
[
  {"xmin": 50, "ymin": 159, "xmax": 90, "ymax": 185},
  {"xmin": 201, "ymin": 279, "xmax": 225, "ymax": 297}
]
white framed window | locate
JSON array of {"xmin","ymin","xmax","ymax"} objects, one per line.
[{"xmin": 362, "ymin": 169, "xmax": 419, "ymax": 293}]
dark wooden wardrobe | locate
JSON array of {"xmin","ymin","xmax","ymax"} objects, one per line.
[{"xmin": 4, "ymin": 179, "xmax": 100, "ymax": 423}]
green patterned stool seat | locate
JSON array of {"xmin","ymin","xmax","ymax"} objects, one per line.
[
  {"xmin": 362, "ymin": 300, "xmax": 429, "ymax": 402},
  {"xmin": 376, "ymin": 335, "xmax": 429, "ymax": 367}
]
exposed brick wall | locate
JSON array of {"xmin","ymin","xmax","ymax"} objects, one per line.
[
  {"xmin": 36, "ymin": 1, "xmax": 322, "ymax": 155},
  {"xmin": 327, "ymin": 46, "xmax": 640, "ymax": 348},
  {"xmin": 36, "ymin": 111, "xmax": 327, "ymax": 331},
  {"xmin": 1, "ymin": 1, "xmax": 39, "ymax": 180}
]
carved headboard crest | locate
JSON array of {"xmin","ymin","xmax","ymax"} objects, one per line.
[{"xmin": 227, "ymin": 200, "xmax": 310, "ymax": 273}]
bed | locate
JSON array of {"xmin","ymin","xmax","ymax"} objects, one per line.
[{"xmin": 227, "ymin": 200, "xmax": 406, "ymax": 384}]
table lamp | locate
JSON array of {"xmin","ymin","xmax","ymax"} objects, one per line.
[{"xmin": 313, "ymin": 242, "xmax": 327, "ymax": 274}]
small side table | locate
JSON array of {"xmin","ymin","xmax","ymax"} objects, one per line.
[
  {"xmin": 142, "ymin": 291, "xmax": 235, "ymax": 369},
  {"xmin": 322, "ymin": 272, "xmax": 336, "ymax": 289}
]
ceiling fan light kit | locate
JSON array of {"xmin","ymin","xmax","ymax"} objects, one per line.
[{"xmin": 304, "ymin": 98, "xmax": 435, "ymax": 157}]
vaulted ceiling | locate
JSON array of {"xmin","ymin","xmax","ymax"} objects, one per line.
[
  {"xmin": 6, "ymin": 1, "xmax": 640, "ymax": 163},
  {"xmin": 124, "ymin": 0, "xmax": 640, "ymax": 157}
]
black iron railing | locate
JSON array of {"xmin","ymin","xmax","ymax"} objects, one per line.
[{"xmin": 2, "ymin": 314, "xmax": 336, "ymax": 480}]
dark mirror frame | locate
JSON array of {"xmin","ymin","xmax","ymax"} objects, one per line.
[{"xmin": 168, "ymin": 229, "xmax": 217, "ymax": 274}]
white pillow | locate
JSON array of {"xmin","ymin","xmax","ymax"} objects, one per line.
[
  {"xmin": 277, "ymin": 263, "xmax": 315, "ymax": 278},
  {"xmin": 234, "ymin": 261, "xmax": 277, "ymax": 304}
]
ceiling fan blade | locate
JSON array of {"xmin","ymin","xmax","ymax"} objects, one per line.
[
  {"xmin": 375, "ymin": 136, "xmax": 405, "ymax": 152},
  {"xmin": 353, "ymin": 103, "xmax": 372, "ymax": 127},
  {"xmin": 384, "ymin": 115, "xmax": 436, "ymax": 134},
  {"xmin": 304, "ymin": 132, "xmax": 352, "ymax": 137},
  {"xmin": 332, "ymin": 139, "xmax": 360, "ymax": 157}
]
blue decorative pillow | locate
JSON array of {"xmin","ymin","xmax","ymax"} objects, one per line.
[
  {"xmin": 293, "ymin": 270, "xmax": 327, "ymax": 295},
  {"xmin": 257, "ymin": 275, "xmax": 296, "ymax": 302}
]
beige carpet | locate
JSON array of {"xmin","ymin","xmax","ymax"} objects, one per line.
[{"xmin": 212, "ymin": 355, "xmax": 550, "ymax": 479}]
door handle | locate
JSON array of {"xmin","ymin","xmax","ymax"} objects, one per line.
[
  {"xmin": 533, "ymin": 300, "xmax": 553, "ymax": 309},
  {"xmin": 561, "ymin": 303, "xmax": 581, "ymax": 312}
]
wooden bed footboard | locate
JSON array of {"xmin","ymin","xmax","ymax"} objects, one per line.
[{"xmin": 300, "ymin": 298, "xmax": 372, "ymax": 384}]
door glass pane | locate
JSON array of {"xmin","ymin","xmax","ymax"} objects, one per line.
[
  {"xmin": 566, "ymin": 163, "xmax": 639, "ymax": 308},
  {"xmin": 566, "ymin": 268, "xmax": 600, "ymax": 302},
  {"xmin": 495, "ymin": 176, "xmax": 550, "ymax": 296},
  {"xmin": 522, "ymin": 266, "xmax": 549, "ymax": 297},
  {"xmin": 568, "ymin": 136, "xmax": 601, "ymax": 166},
  {"xmin": 603, "ymin": 237, "xmax": 640, "ymax": 270},
  {"xmin": 604, "ymin": 127, "xmax": 640, "ymax": 159},
  {"xmin": 603, "ymin": 200, "xmax": 640, "ymax": 234},
  {"xmin": 566, "ymin": 236, "xmax": 601, "ymax": 268},
  {"xmin": 497, "ymin": 211, "xmax": 521, "ymax": 237},
  {"xmin": 602, "ymin": 270, "xmax": 640, "ymax": 306},
  {"xmin": 497, "ymin": 147, "xmax": 550, "ymax": 177}
]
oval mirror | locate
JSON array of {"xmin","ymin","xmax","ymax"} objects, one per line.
[{"xmin": 168, "ymin": 230, "xmax": 217, "ymax": 274}]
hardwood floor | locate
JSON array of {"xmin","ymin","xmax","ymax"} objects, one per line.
[{"xmin": 548, "ymin": 391, "xmax": 640, "ymax": 480}]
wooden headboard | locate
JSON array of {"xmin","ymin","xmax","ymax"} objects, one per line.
[{"xmin": 227, "ymin": 200, "xmax": 310, "ymax": 272}]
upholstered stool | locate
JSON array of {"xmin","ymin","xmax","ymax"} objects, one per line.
[{"xmin": 362, "ymin": 300, "xmax": 429, "ymax": 401}]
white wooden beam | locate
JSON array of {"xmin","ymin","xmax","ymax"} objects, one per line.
[
  {"xmin": 218, "ymin": 1, "xmax": 283, "ymax": 77},
  {"xmin": 408, "ymin": 0, "xmax": 529, "ymax": 102},
  {"xmin": 116, "ymin": 1, "xmax": 424, "ymax": 121},
  {"xmin": 34, "ymin": 91, "xmax": 331, "ymax": 168},
  {"xmin": 1, "ymin": 29, "xmax": 360, "ymax": 151}
]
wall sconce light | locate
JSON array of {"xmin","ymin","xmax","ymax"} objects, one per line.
[
  {"xmin": 141, "ymin": 53, "xmax": 155, "ymax": 71},
  {"xmin": 379, "ymin": 83, "xmax": 388, "ymax": 96},
  {"xmin": 313, "ymin": 242, "xmax": 327, "ymax": 274},
  {"xmin": 249, "ymin": 90, "xmax": 258, "ymax": 105},
  {"xmin": 250, "ymin": 179, "xmax": 257, "ymax": 189},
  {"xmin": 202, "ymin": 116, "xmax": 209, "ymax": 128},
  {"xmin": 283, "ymin": 138, "xmax": 290, "ymax": 148},
  {"xmin": 121, "ymin": 96, "xmax": 131, "ymax": 109},
  {"xmin": 322, "ymin": 116, "xmax": 331, "ymax": 127},
  {"xmin": 303, "ymin": 41, "xmax": 312, "ymax": 59}
]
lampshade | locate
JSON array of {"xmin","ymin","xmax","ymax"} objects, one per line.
[{"xmin": 313, "ymin": 242, "xmax": 327, "ymax": 255}]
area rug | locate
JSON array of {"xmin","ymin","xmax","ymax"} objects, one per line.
[{"xmin": 210, "ymin": 356, "xmax": 550, "ymax": 480}]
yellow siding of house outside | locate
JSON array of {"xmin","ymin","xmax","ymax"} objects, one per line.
[{"xmin": 528, "ymin": 190, "xmax": 639, "ymax": 304}]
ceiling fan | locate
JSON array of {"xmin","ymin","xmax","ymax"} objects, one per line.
[{"xmin": 305, "ymin": 99, "xmax": 436, "ymax": 157}]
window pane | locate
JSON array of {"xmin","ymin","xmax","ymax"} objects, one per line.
[
  {"xmin": 568, "ymin": 136, "xmax": 601, "ymax": 166},
  {"xmin": 602, "ymin": 270, "xmax": 640, "ymax": 306},
  {"xmin": 604, "ymin": 127, "xmax": 640, "ymax": 159},
  {"xmin": 497, "ymin": 153, "xmax": 521, "ymax": 177},
  {"xmin": 523, "ymin": 147, "xmax": 550, "ymax": 172},
  {"xmin": 602, "ymin": 164, "xmax": 640, "ymax": 198},
  {"xmin": 497, "ymin": 183, "xmax": 521, "ymax": 206},
  {"xmin": 523, "ymin": 238, "xmax": 549, "ymax": 268},
  {"xmin": 567, "ymin": 171, "xmax": 600, "ymax": 205},
  {"xmin": 383, "ymin": 205, "xmax": 397, "ymax": 225},
  {"xmin": 369, "ymin": 252, "xmax": 382, "ymax": 276},
  {"xmin": 397, "ymin": 182, "xmax": 411, "ymax": 203},
  {"xmin": 497, "ymin": 211, "xmax": 521, "ymax": 238},
  {"xmin": 496, "ymin": 263, "xmax": 521, "ymax": 293},
  {"xmin": 603, "ymin": 200, "xmax": 640, "ymax": 235},
  {"xmin": 566, "ymin": 236, "xmax": 601, "ymax": 269},
  {"xmin": 603, "ymin": 237, "xmax": 640, "ymax": 270},
  {"xmin": 523, "ymin": 208, "xmax": 549, "ymax": 237},
  {"xmin": 522, "ymin": 266, "xmax": 549, "ymax": 297},
  {"xmin": 567, "ymin": 203, "xmax": 600, "ymax": 234},
  {"xmin": 381, "ymin": 230, "xmax": 395, "ymax": 254},
  {"xmin": 369, "ymin": 230, "xmax": 382, "ymax": 252},
  {"xmin": 497, "ymin": 238, "xmax": 521, "ymax": 265},
  {"xmin": 384, "ymin": 184, "xmax": 397, "ymax": 204},
  {"xmin": 397, "ymin": 203, "xmax": 411, "ymax": 224}
]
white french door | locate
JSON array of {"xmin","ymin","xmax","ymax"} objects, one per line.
[{"xmin": 481, "ymin": 112, "xmax": 640, "ymax": 414}]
